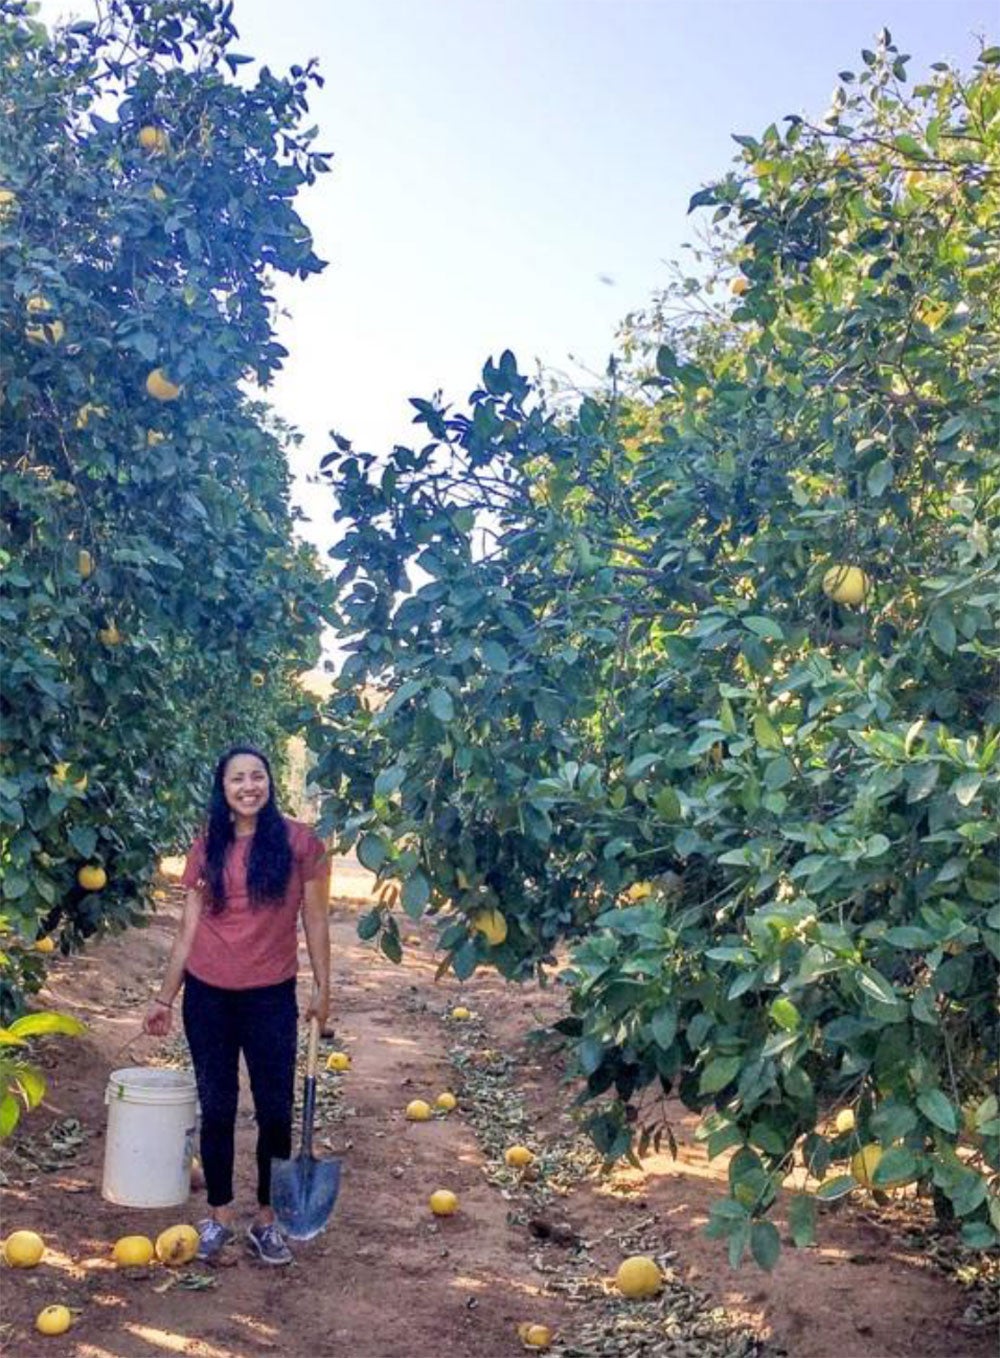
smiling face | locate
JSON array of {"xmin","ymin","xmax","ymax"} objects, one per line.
[{"xmin": 222, "ymin": 752, "xmax": 271, "ymax": 823}]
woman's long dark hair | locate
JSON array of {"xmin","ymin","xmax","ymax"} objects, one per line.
[{"xmin": 204, "ymin": 745, "xmax": 292, "ymax": 914}]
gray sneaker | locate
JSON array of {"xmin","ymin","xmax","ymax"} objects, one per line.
[
  {"xmin": 246, "ymin": 1221, "xmax": 293, "ymax": 1266},
  {"xmin": 196, "ymin": 1218, "xmax": 234, "ymax": 1263}
]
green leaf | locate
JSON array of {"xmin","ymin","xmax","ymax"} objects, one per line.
[
  {"xmin": 870, "ymin": 1100, "xmax": 918, "ymax": 1143},
  {"xmin": 727, "ymin": 1219, "xmax": 751, "ymax": 1269},
  {"xmin": 578, "ymin": 1035, "xmax": 605, "ymax": 1075},
  {"xmin": 815, "ymin": 1174, "xmax": 855, "ymax": 1201},
  {"xmin": 0, "ymin": 1093, "xmax": 21, "ymax": 1137},
  {"xmin": 769, "ymin": 997, "xmax": 800, "ymax": 1031},
  {"xmin": 356, "ymin": 909, "xmax": 382, "ymax": 941},
  {"xmin": 935, "ymin": 413, "xmax": 967, "ymax": 443},
  {"xmin": 522, "ymin": 803, "xmax": 552, "ymax": 843},
  {"xmin": 481, "ymin": 640, "xmax": 510, "ymax": 673},
  {"xmin": 763, "ymin": 756, "xmax": 794, "ymax": 790},
  {"xmin": 906, "ymin": 762, "xmax": 939, "ymax": 802},
  {"xmin": 452, "ymin": 940, "xmax": 479, "ymax": 981},
  {"xmin": 356, "ymin": 832, "xmax": 387, "ymax": 873},
  {"xmin": 857, "ymin": 967, "xmax": 896, "ymax": 1006},
  {"xmin": 872, "ymin": 1146, "xmax": 918, "ymax": 1187},
  {"xmin": 750, "ymin": 1220, "xmax": 781, "ymax": 1271},
  {"xmin": 883, "ymin": 926, "xmax": 933, "ymax": 948},
  {"xmin": 866, "ymin": 459, "xmax": 893, "ymax": 497},
  {"xmin": 1, "ymin": 871, "xmax": 29, "ymax": 901},
  {"xmin": 753, "ymin": 711, "xmax": 783, "ymax": 751},
  {"xmin": 383, "ymin": 678, "xmax": 424, "ymax": 715},
  {"xmin": 928, "ymin": 609, "xmax": 956, "ymax": 656},
  {"xmin": 742, "ymin": 615, "xmax": 783, "ymax": 640},
  {"xmin": 916, "ymin": 1088, "xmax": 958, "ymax": 1134},
  {"xmin": 427, "ymin": 688, "xmax": 455, "ymax": 722},
  {"xmin": 625, "ymin": 753, "xmax": 660, "ymax": 780},
  {"xmin": 653, "ymin": 786, "xmax": 682, "ymax": 820},
  {"xmin": 707, "ymin": 1124, "xmax": 745, "ymax": 1158},
  {"xmin": 401, "ymin": 870, "xmax": 431, "ymax": 919},
  {"xmin": 787, "ymin": 1193, "xmax": 816, "ymax": 1248},
  {"xmin": 8, "ymin": 1013, "xmax": 86, "ymax": 1039},
  {"xmin": 749, "ymin": 1121, "xmax": 786, "ymax": 1156},
  {"xmin": 699, "ymin": 1055, "xmax": 742, "ymax": 1095},
  {"xmin": 68, "ymin": 823, "xmax": 98, "ymax": 858},
  {"xmin": 650, "ymin": 1006, "xmax": 677, "ymax": 1050},
  {"xmin": 379, "ymin": 931, "xmax": 402, "ymax": 964},
  {"xmin": 952, "ymin": 772, "xmax": 982, "ymax": 807},
  {"xmin": 13, "ymin": 1065, "xmax": 46, "ymax": 1108},
  {"xmin": 373, "ymin": 764, "xmax": 406, "ymax": 797}
]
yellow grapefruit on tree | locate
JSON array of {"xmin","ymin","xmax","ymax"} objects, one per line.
[
  {"xmin": 850, "ymin": 1144, "xmax": 882, "ymax": 1188},
  {"xmin": 77, "ymin": 864, "xmax": 107, "ymax": 892},
  {"xmin": 835, "ymin": 1108, "xmax": 856, "ymax": 1135},
  {"xmin": 137, "ymin": 125, "xmax": 169, "ymax": 153},
  {"xmin": 822, "ymin": 564, "xmax": 871, "ymax": 606},
  {"xmin": 145, "ymin": 367, "xmax": 182, "ymax": 401},
  {"xmin": 471, "ymin": 907, "xmax": 508, "ymax": 945}
]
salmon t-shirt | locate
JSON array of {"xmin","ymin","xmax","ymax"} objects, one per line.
[{"xmin": 180, "ymin": 818, "xmax": 327, "ymax": 991}]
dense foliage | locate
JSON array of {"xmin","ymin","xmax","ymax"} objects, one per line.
[
  {"xmin": 0, "ymin": 0, "xmax": 333, "ymax": 1012},
  {"xmin": 316, "ymin": 34, "xmax": 999, "ymax": 1264}
]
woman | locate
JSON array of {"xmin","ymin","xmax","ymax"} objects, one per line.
[{"xmin": 144, "ymin": 745, "xmax": 330, "ymax": 1266}]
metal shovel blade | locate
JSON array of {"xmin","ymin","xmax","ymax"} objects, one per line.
[
  {"xmin": 271, "ymin": 1149, "xmax": 341, "ymax": 1241},
  {"xmin": 271, "ymin": 1016, "xmax": 341, "ymax": 1241}
]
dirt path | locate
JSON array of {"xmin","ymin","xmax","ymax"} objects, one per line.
[{"xmin": 1, "ymin": 876, "xmax": 993, "ymax": 1358}]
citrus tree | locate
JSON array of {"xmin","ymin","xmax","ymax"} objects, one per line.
[
  {"xmin": 315, "ymin": 34, "xmax": 999, "ymax": 1264},
  {"xmin": 1, "ymin": 0, "xmax": 334, "ymax": 1012}
]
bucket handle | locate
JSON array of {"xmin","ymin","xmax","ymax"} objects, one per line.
[{"xmin": 105, "ymin": 1026, "xmax": 154, "ymax": 1097}]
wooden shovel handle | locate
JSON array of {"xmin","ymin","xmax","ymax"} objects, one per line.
[
  {"xmin": 300, "ymin": 1015, "xmax": 321, "ymax": 1156},
  {"xmin": 305, "ymin": 1014, "xmax": 320, "ymax": 1080}
]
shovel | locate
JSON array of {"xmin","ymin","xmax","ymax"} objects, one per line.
[{"xmin": 271, "ymin": 1016, "xmax": 342, "ymax": 1241}]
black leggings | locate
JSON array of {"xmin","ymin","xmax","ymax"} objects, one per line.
[{"xmin": 182, "ymin": 972, "xmax": 297, "ymax": 1208}]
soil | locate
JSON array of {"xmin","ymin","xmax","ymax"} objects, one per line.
[{"xmin": 1, "ymin": 864, "xmax": 994, "ymax": 1358}]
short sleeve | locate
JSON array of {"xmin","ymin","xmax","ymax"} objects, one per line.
[
  {"xmin": 294, "ymin": 824, "xmax": 328, "ymax": 883},
  {"xmin": 180, "ymin": 836, "xmax": 206, "ymax": 890}
]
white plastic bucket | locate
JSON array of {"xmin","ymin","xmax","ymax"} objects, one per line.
[{"xmin": 101, "ymin": 1067, "xmax": 198, "ymax": 1208}]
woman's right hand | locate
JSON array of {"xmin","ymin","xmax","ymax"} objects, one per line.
[{"xmin": 143, "ymin": 999, "xmax": 173, "ymax": 1036}]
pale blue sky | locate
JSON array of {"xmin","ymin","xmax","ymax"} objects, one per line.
[{"xmin": 43, "ymin": 1, "xmax": 993, "ymax": 559}]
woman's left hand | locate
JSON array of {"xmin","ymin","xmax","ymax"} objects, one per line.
[{"xmin": 305, "ymin": 983, "xmax": 329, "ymax": 1032}]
